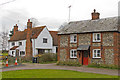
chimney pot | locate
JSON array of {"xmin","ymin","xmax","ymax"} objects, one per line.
[
  {"xmin": 91, "ymin": 9, "xmax": 100, "ymax": 20},
  {"xmin": 27, "ymin": 19, "xmax": 32, "ymax": 29},
  {"xmin": 28, "ymin": 19, "xmax": 30, "ymax": 22},
  {"xmin": 13, "ymin": 24, "xmax": 18, "ymax": 34}
]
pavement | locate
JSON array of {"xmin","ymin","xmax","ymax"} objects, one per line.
[{"xmin": 1, "ymin": 63, "xmax": 119, "ymax": 76}]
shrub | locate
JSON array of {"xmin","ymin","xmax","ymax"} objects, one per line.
[
  {"xmin": 38, "ymin": 53, "xmax": 57, "ymax": 63},
  {"xmin": 57, "ymin": 60, "xmax": 82, "ymax": 67}
]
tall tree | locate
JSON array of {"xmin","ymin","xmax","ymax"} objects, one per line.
[{"xmin": 0, "ymin": 31, "xmax": 9, "ymax": 52}]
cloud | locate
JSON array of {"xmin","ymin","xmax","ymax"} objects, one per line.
[{"xmin": 0, "ymin": 8, "xmax": 30, "ymax": 32}]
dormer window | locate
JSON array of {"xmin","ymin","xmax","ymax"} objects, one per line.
[
  {"xmin": 70, "ymin": 34, "xmax": 77, "ymax": 43},
  {"xmin": 93, "ymin": 33, "xmax": 101, "ymax": 42}
]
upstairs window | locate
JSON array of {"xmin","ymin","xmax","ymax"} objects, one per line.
[
  {"xmin": 43, "ymin": 38, "xmax": 47, "ymax": 43},
  {"xmin": 93, "ymin": 33, "xmax": 101, "ymax": 42},
  {"xmin": 93, "ymin": 49, "xmax": 101, "ymax": 58},
  {"xmin": 70, "ymin": 34, "xmax": 77, "ymax": 43},
  {"xmin": 19, "ymin": 42, "xmax": 22, "ymax": 46},
  {"xmin": 70, "ymin": 49, "xmax": 77, "ymax": 58},
  {"xmin": 12, "ymin": 42, "xmax": 15, "ymax": 46}
]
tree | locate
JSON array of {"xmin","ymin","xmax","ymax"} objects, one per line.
[
  {"xmin": 58, "ymin": 22, "xmax": 68, "ymax": 31},
  {"xmin": 30, "ymin": 18, "xmax": 40, "ymax": 27},
  {"xmin": 0, "ymin": 31, "xmax": 9, "ymax": 53},
  {"xmin": 9, "ymin": 28, "xmax": 14, "ymax": 38}
]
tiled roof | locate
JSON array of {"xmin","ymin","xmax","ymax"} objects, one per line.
[
  {"xmin": 10, "ymin": 46, "xmax": 19, "ymax": 50},
  {"xmin": 49, "ymin": 31, "xmax": 58, "ymax": 46},
  {"xmin": 9, "ymin": 26, "xmax": 46, "ymax": 42},
  {"xmin": 58, "ymin": 17, "xmax": 119, "ymax": 34}
]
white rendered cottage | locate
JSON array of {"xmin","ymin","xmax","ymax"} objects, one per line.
[{"xmin": 8, "ymin": 19, "xmax": 58, "ymax": 57}]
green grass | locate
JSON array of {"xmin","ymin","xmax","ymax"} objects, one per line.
[{"xmin": 2, "ymin": 69, "xmax": 118, "ymax": 78}]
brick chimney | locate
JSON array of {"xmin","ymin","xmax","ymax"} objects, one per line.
[
  {"xmin": 91, "ymin": 9, "xmax": 100, "ymax": 20},
  {"xmin": 26, "ymin": 19, "xmax": 33, "ymax": 60},
  {"xmin": 27, "ymin": 19, "xmax": 32, "ymax": 29},
  {"xmin": 13, "ymin": 24, "xmax": 18, "ymax": 34}
]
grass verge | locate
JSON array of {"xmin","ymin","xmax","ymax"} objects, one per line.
[{"xmin": 2, "ymin": 69, "xmax": 118, "ymax": 78}]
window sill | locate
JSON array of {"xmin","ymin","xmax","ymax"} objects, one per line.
[
  {"xmin": 70, "ymin": 42, "xmax": 77, "ymax": 44},
  {"xmin": 70, "ymin": 57, "xmax": 77, "ymax": 59},
  {"xmin": 92, "ymin": 57, "xmax": 101, "ymax": 59}
]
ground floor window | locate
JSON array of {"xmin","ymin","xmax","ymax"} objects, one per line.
[
  {"xmin": 38, "ymin": 49, "xmax": 51, "ymax": 54},
  {"xmin": 70, "ymin": 49, "xmax": 77, "ymax": 58},
  {"xmin": 20, "ymin": 51, "xmax": 25, "ymax": 56},
  {"xmin": 12, "ymin": 51, "xmax": 14, "ymax": 56},
  {"xmin": 93, "ymin": 49, "xmax": 101, "ymax": 58}
]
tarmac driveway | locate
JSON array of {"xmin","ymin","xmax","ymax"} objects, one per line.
[{"xmin": 1, "ymin": 63, "xmax": 119, "ymax": 76}]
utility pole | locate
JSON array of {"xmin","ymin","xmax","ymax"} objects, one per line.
[{"xmin": 68, "ymin": 5, "xmax": 71, "ymax": 23}]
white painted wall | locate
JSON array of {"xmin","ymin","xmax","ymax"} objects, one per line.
[
  {"xmin": 9, "ymin": 40, "xmax": 26, "ymax": 56},
  {"xmin": 33, "ymin": 27, "xmax": 53, "ymax": 55},
  {"xmin": 52, "ymin": 46, "xmax": 57, "ymax": 53}
]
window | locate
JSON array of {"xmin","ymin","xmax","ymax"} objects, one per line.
[
  {"xmin": 93, "ymin": 33, "xmax": 101, "ymax": 42},
  {"xmin": 43, "ymin": 38, "xmax": 47, "ymax": 43},
  {"xmin": 12, "ymin": 42, "xmax": 15, "ymax": 46},
  {"xmin": 93, "ymin": 49, "xmax": 101, "ymax": 58},
  {"xmin": 70, "ymin": 34, "xmax": 77, "ymax": 43},
  {"xmin": 12, "ymin": 51, "xmax": 14, "ymax": 55},
  {"xmin": 19, "ymin": 42, "xmax": 22, "ymax": 46},
  {"xmin": 70, "ymin": 49, "xmax": 77, "ymax": 58},
  {"xmin": 20, "ymin": 51, "xmax": 25, "ymax": 56}
]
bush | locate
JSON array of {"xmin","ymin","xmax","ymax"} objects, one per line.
[
  {"xmin": 57, "ymin": 60, "xmax": 82, "ymax": 67},
  {"xmin": 38, "ymin": 53, "xmax": 57, "ymax": 63},
  {"xmin": 88, "ymin": 63, "xmax": 120, "ymax": 69}
]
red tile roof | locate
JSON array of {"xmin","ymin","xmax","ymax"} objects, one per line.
[
  {"xmin": 10, "ymin": 46, "xmax": 19, "ymax": 50},
  {"xmin": 49, "ymin": 31, "xmax": 58, "ymax": 46},
  {"xmin": 9, "ymin": 26, "xmax": 46, "ymax": 41}
]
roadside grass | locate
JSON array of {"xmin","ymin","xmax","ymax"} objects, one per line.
[{"xmin": 2, "ymin": 69, "xmax": 118, "ymax": 78}]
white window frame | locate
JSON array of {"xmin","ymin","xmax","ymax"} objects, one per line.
[
  {"xmin": 43, "ymin": 38, "xmax": 48, "ymax": 43},
  {"xmin": 70, "ymin": 34, "xmax": 77, "ymax": 43},
  {"xmin": 70, "ymin": 49, "xmax": 77, "ymax": 58},
  {"xmin": 93, "ymin": 49, "xmax": 101, "ymax": 58},
  {"xmin": 93, "ymin": 33, "xmax": 101, "ymax": 42}
]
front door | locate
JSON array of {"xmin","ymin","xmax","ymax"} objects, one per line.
[{"xmin": 82, "ymin": 51, "xmax": 88, "ymax": 65}]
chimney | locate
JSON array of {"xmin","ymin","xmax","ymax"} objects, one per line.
[
  {"xmin": 91, "ymin": 9, "xmax": 100, "ymax": 20},
  {"xmin": 27, "ymin": 19, "xmax": 32, "ymax": 29},
  {"xmin": 26, "ymin": 19, "xmax": 33, "ymax": 60},
  {"xmin": 13, "ymin": 24, "xmax": 18, "ymax": 34}
]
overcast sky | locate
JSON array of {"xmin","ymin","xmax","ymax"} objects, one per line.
[{"xmin": 0, "ymin": 0, "xmax": 119, "ymax": 33}]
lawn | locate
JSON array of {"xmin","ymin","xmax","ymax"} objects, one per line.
[{"xmin": 2, "ymin": 69, "xmax": 118, "ymax": 78}]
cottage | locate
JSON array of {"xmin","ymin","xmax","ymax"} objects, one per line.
[
  {"xmin": 8, "ymin": 19, "xmax": 58, "ymax": 57},
  {"xmin": 58, "ymin": 9, "xmax": 120, "ymax": 65}
]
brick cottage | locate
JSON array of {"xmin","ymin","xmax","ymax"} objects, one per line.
[{"xmin": 58, "ymin": 9, "xmax": 120, "ymax": 65}]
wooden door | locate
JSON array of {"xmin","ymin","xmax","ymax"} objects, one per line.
[{"xmin": 82, "ymin": 51, "xmax": 88, "ymax": 65}]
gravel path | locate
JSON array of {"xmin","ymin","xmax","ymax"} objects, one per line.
[{"xmin": 1, "ymin": 63, "xmax": 119, "ymax": 76}]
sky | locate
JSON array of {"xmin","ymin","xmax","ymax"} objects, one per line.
[{"xmin": 0, "ymin": 0, "xmax": 119, "ymax": 33}]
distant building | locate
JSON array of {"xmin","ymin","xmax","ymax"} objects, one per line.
[{"xmin": 8, "ymin": 19, "xmax": 58, "ymax": 57}]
